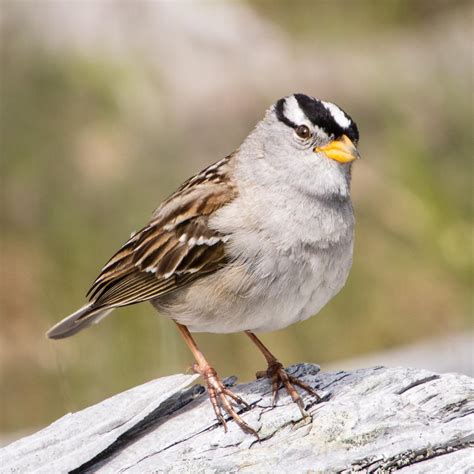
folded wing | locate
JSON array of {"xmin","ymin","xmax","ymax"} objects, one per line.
[{"xmin": 87, "ymin": 155, "xmax": 237, "ymax": 309}]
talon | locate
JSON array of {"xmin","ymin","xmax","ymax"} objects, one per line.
[
  {"xmin": 261, "ymin": 360, "xmax": 320, "ymax": 413},
  {"xmin": 288, "ymin": 375, "xmax": 321, "ymax": 401},
  {"xmin": 219, "ymin": 414, "xmax": 228, "ymax": 432},
  {"xmin": 245, "ymin": 331, "xmax": 320, "ymax": 417},
  {"xmin": 294, "ymin": 396, "xmax": 309, "ymax": 417},
  {"xmin": 271, "ymin": 377, "xmax": 281, "ymax": 406},
  {"xmin": 224, "ymin": 388, "xmax": 250, "ymax": 408},
  {"xmin": 197, "ymin": 363, "xmax": 256, "ymax": 436}
]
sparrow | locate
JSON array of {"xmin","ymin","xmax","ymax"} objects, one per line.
[{"xmin": 47, "ymin": 93, "xmax": 360, "ymax": 436}]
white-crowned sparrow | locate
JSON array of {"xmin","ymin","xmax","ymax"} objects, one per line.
[{"xmin": 47, "ymin": 93, "xmax": 360, "ymax": 435}]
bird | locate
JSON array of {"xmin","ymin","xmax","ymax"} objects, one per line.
[{"xmin": 47, "ymin": 93, "xmax": 360, "ymax": 436}]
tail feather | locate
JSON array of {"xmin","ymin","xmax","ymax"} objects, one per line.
[{"xmin": 46, "ymin": 304, "xmax": 113, "ymax": 339}]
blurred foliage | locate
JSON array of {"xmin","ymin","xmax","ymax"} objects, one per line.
[
  {"xmin": 1, "ymin": 1, "xmax": 472, "ymax": 436},
  {"xmin": 250, "ymin": 0, "xmax": 473, "ymax": 39}
]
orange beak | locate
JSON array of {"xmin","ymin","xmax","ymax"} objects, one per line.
[{"xmin": 315, "ymin": 134, "xmax": 360, "ymax": 163}]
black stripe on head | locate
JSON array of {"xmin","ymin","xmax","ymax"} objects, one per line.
[
  {"xmin": 294, "ymin": 93, "xmax": 359, "ymax": 143},
  {"xmin": 275, "ymin": 98, "xmax": 297, "ymax": 129}
]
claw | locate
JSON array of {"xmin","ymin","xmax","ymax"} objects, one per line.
[
  {"xmin": 193, "ymin": 363, "xmax": 257, "ymax": 436},
  {"xmin": 244, "ymin": 331, "xmax": 320, "ymax": 417},
  {"xmin": 288, "ymin": 374, "xmax": 320, "ymax": 400},
  {"xmin": 271, "ymin": 377, "xmax": 281, "ymax": 407},
  {"xmin": 224, "ymin": 388, "xmax": 250, "ymax": 408},
  {"xmin": 262, "ymin": 361, "xmax": 320, "ymax": 415}
]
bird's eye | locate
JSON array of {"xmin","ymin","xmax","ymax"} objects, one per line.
[{"xmin": 295, "ymin": 125, "xmax": 311, "ymax": 139}]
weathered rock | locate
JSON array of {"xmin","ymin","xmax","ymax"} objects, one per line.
[{"xmin": 1, "ymin": 364, "xmax": 473, "ymax": 473}]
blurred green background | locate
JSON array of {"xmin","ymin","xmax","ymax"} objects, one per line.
[{"xmin": 1, "ymin": 0, "xmax": 472, "ymax": 438}]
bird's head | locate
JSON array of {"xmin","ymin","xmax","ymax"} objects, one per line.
[{"xmin": 242, "ymin": 93, "xmax": 360, "ymax": 200}]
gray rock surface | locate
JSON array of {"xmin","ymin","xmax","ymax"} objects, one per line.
[{"xmin": 1, "ymin": 364, "xmax": 473, "ymax": 473}]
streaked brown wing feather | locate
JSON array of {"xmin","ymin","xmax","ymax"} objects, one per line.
[{"xmin": 86, "ymin": 155, "xmax": 236, "ymax": 310}]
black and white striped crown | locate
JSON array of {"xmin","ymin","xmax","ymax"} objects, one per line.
[{"xmin": 275, "ymin": 93, "xmax": 359, "ymax": 143}]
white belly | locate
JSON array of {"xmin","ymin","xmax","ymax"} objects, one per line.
[
  {"xmin": 153, "ymin": 240, "xmax": 353, "ymax": 334},
  {"xmin": 235, "ymin": 242, "xmax": 353, "ymax": 333}
]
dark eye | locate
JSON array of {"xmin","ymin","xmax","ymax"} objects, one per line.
[{"xmin": 295, "ymin": 125, "xmax": 311, "ymax": 139}]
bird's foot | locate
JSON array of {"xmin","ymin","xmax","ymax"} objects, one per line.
[
  {"xmin": 256, "ymin": 360, "xmax": 320, "ymax": 416},
  {"xmin": 192, "ymin": 363, "xmax": 257, "ymax": 436}
]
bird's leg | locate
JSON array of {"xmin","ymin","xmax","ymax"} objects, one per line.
[
  {"xmin": 245, "ymin": 331, "xmax": 320, "ymax": 415},
  {"xmin": 175, "ymin": 323, "xmax": 256, "ymax": 435}
]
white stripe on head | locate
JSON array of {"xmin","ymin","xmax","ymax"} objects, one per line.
[
  {"xmin": 321, "ymin": 101, "xmax": 351, "ymax": 129},
  {"xmin": 284, "ymin": 95, "xmax": 311, "ymax": 126}
]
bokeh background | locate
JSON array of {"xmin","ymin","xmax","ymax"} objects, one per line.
[{"xmin": 1, "ymin": 0, "xmax": 472, "ymax": 440}]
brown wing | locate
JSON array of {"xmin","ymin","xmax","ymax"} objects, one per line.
[{"xmin": 86, "ymin": 155, "xmax": 236, "ymax": 309}]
